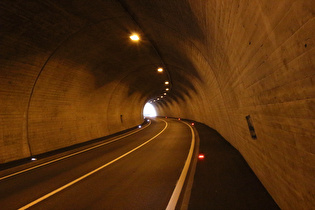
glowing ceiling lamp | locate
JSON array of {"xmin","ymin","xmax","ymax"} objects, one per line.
[
  {"xmin": 157, "ymin": 67, "xmax": 163, "ymax": 73},
  {"xmin": 130, "ymin": 34, "xmax": 140, "ymax": 41}
]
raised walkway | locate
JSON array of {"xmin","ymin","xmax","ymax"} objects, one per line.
[{"xmin": 184, "ymin": 121, "xmax": 279, "ymax": 210}]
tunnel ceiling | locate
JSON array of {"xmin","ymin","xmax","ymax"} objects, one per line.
[
  {"xmin": 0, "ymin": 0, "xmax": 208, "ymax": 163},
  {"xmin": 1, "ymin": 0, "xmax": 194, "ymax": 106},
  {"xmin": 1, "ymin": 1, "xmax": 314, "ymax": 209},
  {"xmin": 119, "ymin": 0, "xmax": 206, "ymax": 104}
]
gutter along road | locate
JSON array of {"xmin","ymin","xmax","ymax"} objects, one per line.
[{"xmin": 0, "ymin": 118, "xmax": 195, "ymax": 210}]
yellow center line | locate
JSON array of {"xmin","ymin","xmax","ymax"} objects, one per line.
[
  {"xmin": 0, "ymin": 120, "xmax": 152, "ymax": 181},
  {"xmin": 18, "ymin": 119, "xmax": 168, "ymax": 210}
]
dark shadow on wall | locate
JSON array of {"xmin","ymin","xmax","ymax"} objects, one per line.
[
  {"xmin": 0, "ymin": 0, "xmax": 127, "ymax": 60},
  {"xmin": 1, "ymin": 0, "xmax": 206, "ymax": 102},
  {"xmin": 118, "ymin": 0, "xmax": 206, "ymax": 45}
]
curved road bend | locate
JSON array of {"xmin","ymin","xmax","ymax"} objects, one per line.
[{"xmin": 0, "ymin": 118, "xmax": 194, "ymax": 210}]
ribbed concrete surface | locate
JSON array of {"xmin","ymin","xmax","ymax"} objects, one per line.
[{"xmin": 0, "ymin": 0, "xmax": 314, "ymax": 209}]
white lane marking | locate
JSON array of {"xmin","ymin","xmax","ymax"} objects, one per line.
[
  {"xmin": 0, "ymin": 120, "xmax": 152, "ymax": 181},
  {"xmin": 166, "ymin": 121, "xmax": 195, "ymax": 210},
  {"xmin": 18, "ymin": 120, "xmax": 168, "ymax": 210}
]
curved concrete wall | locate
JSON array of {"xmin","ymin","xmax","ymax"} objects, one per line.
[
  {"xmin": 0, "ymin": 0, "xmax": 314, "ymax": 209},
  {"xmin": 146, "ymin": 1, "xmax": 314, "ymax": 209},
  {"xmin": 0, "ymin": 0, "xmax": 167, "ymax": 162}
]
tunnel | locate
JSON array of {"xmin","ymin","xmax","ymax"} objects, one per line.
[{"xmin": 0, "ymin": 0, "xmax": 314, "ymax": 209}]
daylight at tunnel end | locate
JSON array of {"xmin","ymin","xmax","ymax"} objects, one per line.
[{"xmin": 0, "ymin": 0, "xmax": 314, "ymax": 209}]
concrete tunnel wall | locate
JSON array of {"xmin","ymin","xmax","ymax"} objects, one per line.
[
  {"xmin": 0, "ymin": 0, "xmax": 314, "ymax": 209},
  {"xmin": 0, "ymin": 0, "xmax": 168, "ymax": 162}
]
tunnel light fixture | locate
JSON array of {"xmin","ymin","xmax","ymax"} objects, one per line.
[
  {"xmin": 130, "ymin": 34, "xmax": 140, "ymax": 41},
  {"xmin": 164, "ymin": 93, "xmax": 167, "ymax": 95},
  {"xmin": 157, "ymin": 67, "xmax": 163, "ymax": 73},
  {"xmin": 161, "ymin": 96, "xmax": 164, "ymax": 98},
  {"xmin": 138, "ymin": 125, "xmax": 142, "ymax": 128},
  {"xmin": 31, "ymin": 157, "xmax": 37, "ymax": 161},
  {"xmin": 157, "ymin": 98, "xmax": 160, "ymax": 100},
  {"xmin": 166, "ymin": 88, "xmax": 169, "ymax": 91},
  {"xmin": 165, "ymin": 81, "xmax": 169, "ymax": 85}
]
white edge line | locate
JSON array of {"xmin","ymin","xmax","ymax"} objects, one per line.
[
  {"xmin": 18, "ymin": 119, "xmax": 168, "ymax": 210},
  {"xmin": 166, "ymin": 121, "xmax": 195, "ymax": 210},
  {"xmin": 0, "ymin": 120, "xmax": 152, "ymax": 181}
]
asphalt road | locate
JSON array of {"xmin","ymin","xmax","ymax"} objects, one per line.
[{"xmin": 0, "ymin": 118, "xmax": 194, "ymax": 210}]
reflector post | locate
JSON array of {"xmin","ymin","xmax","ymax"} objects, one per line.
[{"xmin": 198, "ymin": 154, "xmax": 205, "ymax": 160}]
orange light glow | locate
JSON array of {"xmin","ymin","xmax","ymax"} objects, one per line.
[
  {"xmin": 157, "ymin": 68, "xmax": 163, "ymax": 73},
  {"xmin": 130, "ymin": 34, "xmax": 140, "ymax": 41},
  {"xmin": 191, "ymin": 122, "xmax": 195, "ymax": 126},
  {"xmin": 198, "ymin": 154, "xmax": 205, "ymax": 160}
]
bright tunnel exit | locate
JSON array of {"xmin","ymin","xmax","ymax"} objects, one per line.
[{"xmin": 143, "ymin": 102, "xmax": 157, "ymax": 117}]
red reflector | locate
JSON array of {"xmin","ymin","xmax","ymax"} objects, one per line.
[
  {"xmin": 198, "ymin": 154, "xmax": 205, "ymax": 159},
  {"xmin": 178, "ymin": 118, "xmax": 181, "ymax": 120},
  {"xmin": 191, "ymin": 122, "xmax": 194, "ymax": 126},
  {"xmin": 165, "ymin": 116, "xmax": 167, "ymax": 118}
]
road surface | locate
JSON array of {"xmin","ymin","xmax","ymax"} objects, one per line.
[{"xmin": 0, "ymin": 118, "xmax": 194, "ymax": 210}]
